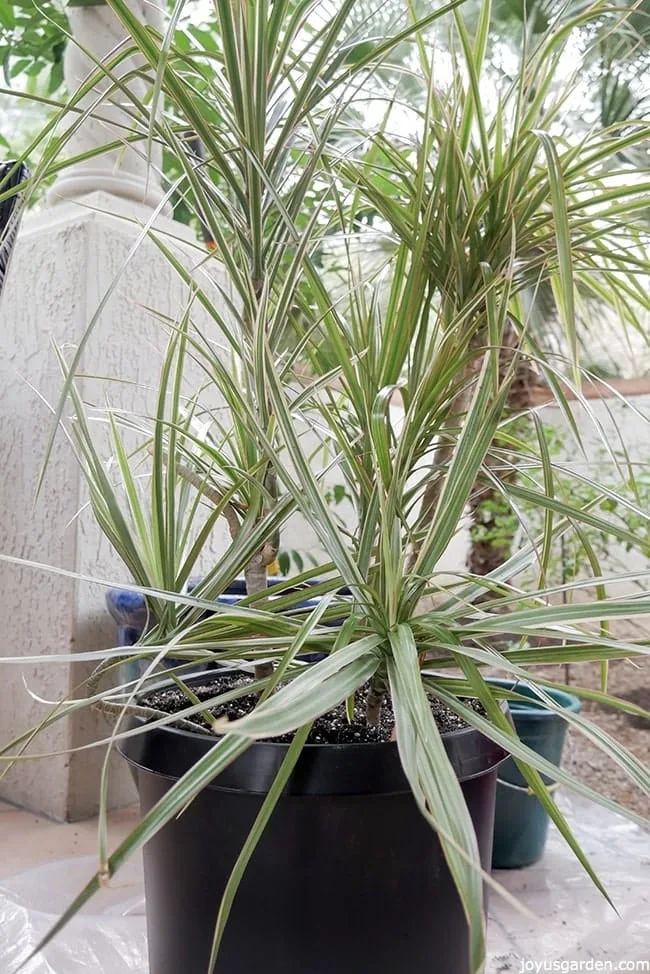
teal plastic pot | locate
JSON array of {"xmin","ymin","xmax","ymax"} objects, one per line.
[{"xmin": 489, "ymin": 678, "xmax": 581, "ymax": 869}]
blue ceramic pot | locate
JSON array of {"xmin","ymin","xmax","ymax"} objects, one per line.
[{"xmin": 106, "ymin": 579, "xmax": 333, "ymax": 680}]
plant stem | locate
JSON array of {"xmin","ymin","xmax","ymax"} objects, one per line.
[
  {"xmin": 246, "ymin": 554, "xmax": 274, "ymax": 680},
  {"xmin": 247, "ymin": 467, "xmax": 280, "ymax": 682},
  {"xmin": 174, "ymin": 457, "xmax": 243, "ymax": 542},
  {"xmin": 365, "ymin": 676, "xmax": 386, "ymax": 727}
]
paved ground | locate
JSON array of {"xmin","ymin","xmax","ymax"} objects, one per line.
[
  {"xmin": 488, "ymin": 793, "xmax": 649, "ymax": 971},
  {"xmin": 0, "ymin": 798, "xmax": 139, "ymax": 880}
]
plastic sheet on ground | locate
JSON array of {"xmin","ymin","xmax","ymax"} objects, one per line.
[
  {"xmin": 0, "ymin": 795, "xmax": 647, "ymax": 973},
  {"xmin": 0, "ymin": 857, "xmax": 146, "ymax": 973}
]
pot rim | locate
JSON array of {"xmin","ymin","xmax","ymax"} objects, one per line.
[
  {"xmin": 485, "ymin": 677, "xmax": 581, "ymax": 717},
  {"xmin": 119, "ymin": 669, "xmax": 508, "ymax": 795}
]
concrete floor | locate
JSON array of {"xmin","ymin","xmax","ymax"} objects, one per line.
[
  {"xmin": 0, "ymin": 799, "xmax": 139, "ymax": 880},
  {"xmin": 489, "ymin": 793, "xmax": 649, "ymax": 971},
  {"xmin": 0, "ymin": 794, "xmax": 648, "ymax": 973}
]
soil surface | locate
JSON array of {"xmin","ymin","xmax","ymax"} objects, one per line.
[
  {"xmin": 141, "ymin": 673, "xmax": 484, "ymax": 745},
  {"xmin": 141, "ymin": 630, "xmax": 649, "ymax": 815}
]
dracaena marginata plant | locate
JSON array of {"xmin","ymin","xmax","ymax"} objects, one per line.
[{"xmin": 2, "ymin": 0, "xmax": 650, "ymax": 971}]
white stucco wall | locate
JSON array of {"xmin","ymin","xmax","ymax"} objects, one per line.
[{"xmin": 0, "ymin": 193, "xmax": 232, "ymax": 819}]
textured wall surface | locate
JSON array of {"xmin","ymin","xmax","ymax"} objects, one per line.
[
  {"xmin": 1, "ymin": 202, "xmax": 88, "ymax": 819},
  {"xmin": 0, "ymin": 194, "xmax": 231, "ymax": 819}
]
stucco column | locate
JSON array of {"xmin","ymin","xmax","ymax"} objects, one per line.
[
  {"xmin": 0, "ymin": 191, "xmax": 233, "ymax": 820},
  {"xmin": 0, "ymin": 2, "xmax": 230, "ymax": 820},
  {"xmin": 47, "ymin": 0, "xmax": 168, "ymax": 211}
]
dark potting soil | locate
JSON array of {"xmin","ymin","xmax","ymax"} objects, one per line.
[{"xmin": 141, "ymin": 672, "xmax": 485, "ymax": 744}]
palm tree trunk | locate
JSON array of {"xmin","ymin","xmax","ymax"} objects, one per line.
[{"xmin": 467, "ymin": 325, "xmax": 542, "ymax": 584}]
